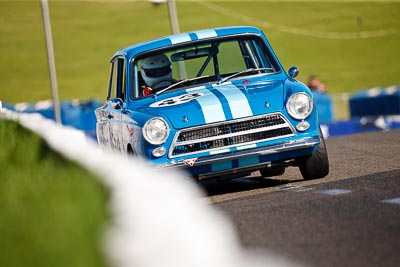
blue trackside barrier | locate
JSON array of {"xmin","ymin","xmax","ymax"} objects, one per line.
[
  {"xmin": 321, "ymin": 116, "xmax": 400, "ymax": 138},
  {"xmin": 3, "ymin": 96, "xmax": 400, "ymax": 140},
  {"xmin": 3, "ymin": 99, "xmax": 103, "ymax": 138},
  {"xmin": 349, "ymin": 86, "xmax": 400, "ymax": 118},
  {"xmin": 312, "ymin": 91, "xmax": 334, "ymax": 124}
]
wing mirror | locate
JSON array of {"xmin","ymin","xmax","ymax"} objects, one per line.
[
  {"xmin": 288, "ymin": 66, "xmax": 299, "ymax": 79},
  {"xmin": 111, "ymin": 98, "xmax": 123, "ymax": 110}
]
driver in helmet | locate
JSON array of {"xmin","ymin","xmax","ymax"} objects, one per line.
[{"xmin": 140, "ymin": 53, "xmax": 173, "ymax": 96}]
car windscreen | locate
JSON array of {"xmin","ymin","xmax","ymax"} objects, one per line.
[{"xmin": 130, "ymin": 35, "xmax": 280, "ymax": 99}]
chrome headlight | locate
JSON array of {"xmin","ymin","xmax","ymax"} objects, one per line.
[
  {"xmin": 143, "ymin": 118, "xmax": 169, "ymax": 145},
  {"xmin": 286, "ymin": 92, "xmax": 313, "ymax": 120}
]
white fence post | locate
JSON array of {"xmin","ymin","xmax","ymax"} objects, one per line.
[{"xmin": 41, "ymin": 0, "xmax": 61, "ymax": 125}]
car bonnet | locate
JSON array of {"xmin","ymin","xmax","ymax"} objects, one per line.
[{"xmin": 143, "ymin": 79, "xmax": 284, "ymax": 130}]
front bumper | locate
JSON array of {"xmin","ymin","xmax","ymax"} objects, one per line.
[{"xmin": 159, "ymin": 135, "xmax": 320, "ymax": 172}]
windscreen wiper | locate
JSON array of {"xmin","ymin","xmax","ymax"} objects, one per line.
[
  {"xmin": 218, "ymin": 67, "xmax": 274, "ymax": 85},
  {"xmin": 154, "ymin": 75, "xmax": 210, "ymax": 96}
]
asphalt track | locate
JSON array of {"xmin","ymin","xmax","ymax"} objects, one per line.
[{"xmin": 201, "ymin": 130, "xmax": 400, "ymax": 267}]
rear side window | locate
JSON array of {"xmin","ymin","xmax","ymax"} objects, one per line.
[{"xmin": 108, "ymin": 57, "xmax": 126, "ymax": 101}]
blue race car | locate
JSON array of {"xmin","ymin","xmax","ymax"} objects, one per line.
[{"xmin": 96, "ymin": 26, "xmax": 329, "ymax": 180}]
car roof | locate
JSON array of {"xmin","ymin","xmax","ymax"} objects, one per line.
[{"xmin": 112, "ymin": 26, "xmax": 265, "ymax": 60}]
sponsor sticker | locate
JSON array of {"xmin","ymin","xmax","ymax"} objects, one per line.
[{"xmin": 183, "ymin": 158, "xmax": 198, "ymax": 167}]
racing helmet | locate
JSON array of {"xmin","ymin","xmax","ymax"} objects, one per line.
[{"xmin": 140, "ymin": 54, "xmax": 172, "ymax": 88}]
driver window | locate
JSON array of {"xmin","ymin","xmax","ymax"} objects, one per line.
[
  {"xmin": 135, "ymin": 54, "xmax": 174, "ymax": 98},
  {"xmin": 108, "ymin": 57, "xmax": 126, "ymax": 101}
]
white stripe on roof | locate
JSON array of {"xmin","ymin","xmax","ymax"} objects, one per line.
[
  {"xmin": 195, "ymin": 29, "xmax": 217, "ymax": 39},
  {"xmin": 170, "ymin": 33, "xmax": 191, "ymax": 44}
]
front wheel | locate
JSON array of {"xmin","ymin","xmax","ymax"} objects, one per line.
[{"xmin": 298, "ymin": 127, "xmax": 329, "ymax": 180}]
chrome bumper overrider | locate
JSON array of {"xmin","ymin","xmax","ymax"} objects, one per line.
[{"xmin": 159, "ymin": 136, "xmax": 320, "ymax": 169}]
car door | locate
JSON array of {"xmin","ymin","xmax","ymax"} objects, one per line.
[
  {"xmin": 95, "ymin": 105, "xmax": 112, "ymax": 151},
  {"xmin": 108, "ymin": 57, "xmax": 127, "ymax": 153},
  {"xmin": 96, "ymin": 57, "xmax": 126, "ymax": 152}
]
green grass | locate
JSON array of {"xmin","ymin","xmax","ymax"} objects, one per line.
[
  {"xmin": 0, "ymin": 0, "xmax": 399, "ymax": 114},
  {"xmin": 0, "ymin": 1, "xmax": 398, "ymax": 263},
  {"xmin": 0, "ymin": 119, "xmax": 109, "ymax": 267}
]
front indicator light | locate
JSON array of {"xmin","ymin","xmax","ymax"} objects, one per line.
[
  {"xmin": 296, "ymin": 121, "xmax": 310, "ymax": 131},
  {"xmin": 152, "ymin": 146, "xmax": 166, "ymax": 157}
]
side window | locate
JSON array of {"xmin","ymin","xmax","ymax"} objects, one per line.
[
  {"xmin": 243, "ymin": 38, "xmax": 280, "ymax": 72},
  {"xmin": 133, "ymin": 58, "xmax": 155, "ymax": 99},
  {"xmin": 241, "ymin": 40, "xmax": 263, "ymax": 69},
  {"xmin": 108, "ymin": 57, "xmax": 126, "ymax": 101}
]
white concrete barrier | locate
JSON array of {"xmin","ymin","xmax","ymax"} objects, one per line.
[{"xmin": 0, "ymin": 106, "xmax": 302, "ymax": 267}]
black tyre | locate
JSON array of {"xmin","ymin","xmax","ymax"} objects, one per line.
[
  {"xmin": 260, "ymin": 166, "xmax": 285, "ymax": 177},
  {"xmin": 298, "ymin": 127, "xmax": 329, "ymax": 180},
  {"xmin": 127, "ymin": 145, "xmax": 136, "ymax": 158}
]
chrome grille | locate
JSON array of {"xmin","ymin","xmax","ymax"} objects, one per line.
[{"xmin": 170, "ymin": 113, "xmax": 295, "ymax": 157}]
